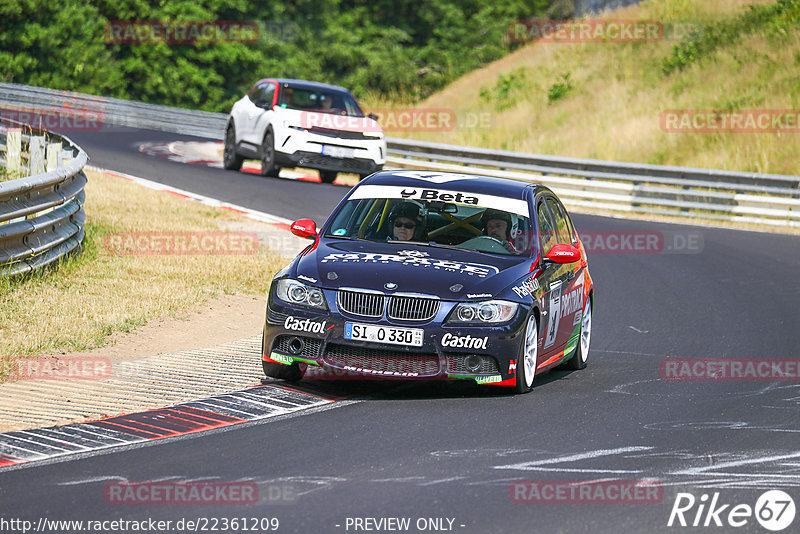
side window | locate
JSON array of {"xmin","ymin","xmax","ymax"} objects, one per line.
[
  {"xmin": 537, "ymin": 201, "xmax": 557, "ymax": 255},
  {"xmin": 545, "ymin": 197, "xmax": 571, "ymax": 245},
  {"xmin": 251, "ymin": 82, "xmax": 275, "ymax": 106}
]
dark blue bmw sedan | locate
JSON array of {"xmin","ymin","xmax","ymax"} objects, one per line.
[{"xmin": 262, "ymin": 170, "xmax": 593, "ymax": 393}]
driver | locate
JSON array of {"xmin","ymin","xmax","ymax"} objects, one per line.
[
  {"xmin": 319, "ymin": 94, "xmax": 333, "ymax": 110},
  {"xmin": 388, "ymin": 202, "xmax": 424, "ymax": 242},
  {"xmin": 481, "ymin": 209, "xmax": 518, "ymax": 253}
]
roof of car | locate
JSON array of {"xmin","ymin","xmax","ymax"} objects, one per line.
[
  {"xmin": 361, "ymin": 170, "xmax": 542, "ymax": 200},
  {"xmin": 259, "ymin": 78, "xmax": 352, "ymax": 93}
]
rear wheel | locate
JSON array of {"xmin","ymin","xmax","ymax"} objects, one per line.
[
  {"xmin": 260, "ymin": 129, "xmax": 279, "ymax": 177},
  {"xmin": 565, "ymin": 296, "xmax": 591, "ymax": 370},
  {"xmin": 319, "ymin": 170, "xmax": 337, "ymax": 184},
  {"xmin": 223, "ymin": 125, "xmax": 243, "ymax": 170},
  {"xmin": 515, "ymin": 314, "xmax": 538, "ymax": 394}
]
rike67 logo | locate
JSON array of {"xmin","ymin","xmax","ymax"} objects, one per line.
[{"xmin": 668, "ymin": 490, "xmax": 795, "ymax": 531}]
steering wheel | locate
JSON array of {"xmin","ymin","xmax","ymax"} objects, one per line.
[{"xmin": 458, "ymin": 235, "xmax": 509, "ymax": 253}]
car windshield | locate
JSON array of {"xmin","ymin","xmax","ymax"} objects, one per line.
[
  {"xmin": 277, "ymin": 86, "xmax": 364, "ymax": 117},
  {"xmin": 324, "ymin": 192, "xmax": 535, "ymax": 256}
]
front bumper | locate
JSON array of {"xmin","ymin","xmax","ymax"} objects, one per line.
[
  {"xmin": 274, "ymin": 127, "xmax": 386, "ymax": 175},
  {"xmin": 262, "ymin": 292, "xmax": 528, "ymax": 386},
  {"xmin": 274, "ymin": 150, "xmax": 382, "ymax": 175}
]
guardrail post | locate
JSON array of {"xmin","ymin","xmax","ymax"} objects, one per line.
[
  {"xmin": 46, "ymin": 142, "xmax": 62, "ymax": 171},
  {"xmin": 6, "ymin": 128, "xmax": 21, "ymax": 175},
  {"xmin": 57, "ymin": 149, "xmax": 73, "ymax": 168},
  {"xmin": 29, "ymin": 135, "xmax": 46, "ymax": 175}
]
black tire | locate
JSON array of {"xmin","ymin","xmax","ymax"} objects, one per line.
[
  {"xmin": 260, "ymin": 129, "xmax": 280, "ymax": 177},
  {"xmin": 262, "ymin": 359, "xmax": 305, "ymax": 382},
  {"xmin": 319, "ymin": 170, "xmax": 337, "ymax": 184},
  {"xmin": 565, "ymin": 296, "xmax": 591, "ymax": 370},
  {"xmin": 515, "ymin": 313, "xmax": 538, "ymax": 394},
  {"xmin": 223, "ymin": 124, "xmax": 243, "ymax": 171}
]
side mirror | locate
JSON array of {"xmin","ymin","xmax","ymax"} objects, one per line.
[
  {"xmin": 544, "ymin": 243, "xmax": 581, "ymax": 264},
  {"xmin": 290, "ymin": 219, "xmax": 317, "ymax": 240},
  {"xmin": 367, "ymin": 113, "xmax": 379, "ymax": 121}
]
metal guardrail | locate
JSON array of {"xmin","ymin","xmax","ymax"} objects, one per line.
[
  {"xmin": 0, "ymin": 118, "xmax": 87, "ymax": 276},
  {"xmin": 385, "ymin": 139, "xmax": 800, "ymax": 228},
  {"xmin": 1, "ymin": 82, "xmax": 798, "ymax": 228},
  {"xmin": 0, "ymin": 82, "xmax": 227, "ymax": 140}
]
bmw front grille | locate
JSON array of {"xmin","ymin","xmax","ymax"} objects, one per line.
[{"xmin": 337, "ymin": 289, "xmax": 439, "ymax": 321}]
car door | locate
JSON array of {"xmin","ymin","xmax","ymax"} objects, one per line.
[
  {"xmin": 536, "ymin": 197, "xmax": 571, "ymax": 356},
  {"xmin": 241, "ymin": 81, "xmax": 275, "ymax": 144},
  {"xmin": 544, "ymin": 195, "xmax": 585, "ymax": 351}
]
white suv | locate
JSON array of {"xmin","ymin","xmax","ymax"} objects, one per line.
[{"xmin": 223, "ymin": 78, "xmax": 386, "ymax": 183}]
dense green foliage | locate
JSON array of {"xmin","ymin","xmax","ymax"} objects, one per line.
[
  {"xmin": 0, "ymin": 0, "xmax": 552, "ymax": 111},
  {"xmin": 663, "ymin": 0, "xmax": 800, "ymax": 75}
]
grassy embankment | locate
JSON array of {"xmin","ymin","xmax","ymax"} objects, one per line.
[
  {"xmin": 0, "ymin": 169, "xmax": 285, "ymax": 370},
  {"xmin": 365, "ymin": 0, "xmax": 800, "ymax": 176}
]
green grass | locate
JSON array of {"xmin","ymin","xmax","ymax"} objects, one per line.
[{"xmin": 372, "ymin": 0, "xmax": 800, "ymax": 176}]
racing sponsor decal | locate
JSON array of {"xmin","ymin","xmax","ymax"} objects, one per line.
[
  {"xmin": 349, "ymin": 185, "xmax": 530, "ymax": 217},
  {"xmin": 397, "ymin": 249, "xmax": 429, "ymax": 257},
  {"xmin": 283, "ymin": 316, "xmax": 332, "ymax": 334},
  {"xmin": 297, "ymin": 274, "xmax": 317, "ymax": 283},
  {"xmin": 440, "ymin": 333, "xmax": 488, "ymax": 350},
  {"xmin": 466, "ymin": 293, "xmax": 493, "ymax": 299},
  {"xmin": 320, "ymin": 252, "xmax": 498, "ymax": 278},
  {"xmin": 400, "ymin": 188, "xmax": 479, "ymax": 205},
  {"xmin": 512, "ymin": 276, "xmax": 540, "ymax": 298},
  {"xmin": 508, "ymin": 359, "xmax": 518, "ymax": 374},
  {"xmin": 560, "ymin": 286, "xmax": 583, "ymax": 318},
  {"xmin": 269, "ymin": 352, "xmax": 294, "ymax": 365},
  {"xmin": 543, "ymin": 281, "xmax": 562, "ymax": 349},
  {"xmin": 475, "ymin": 375, "xmax": 502, "ymax": 384}
]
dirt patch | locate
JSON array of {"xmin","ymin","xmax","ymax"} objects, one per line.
[{"xmin": 45, "ymin": 292, "xmax": 266, "ymax": 363}]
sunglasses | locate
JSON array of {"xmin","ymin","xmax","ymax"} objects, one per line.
[{"xmin": 394, "ymin": 221, "xmax": 416, "ymax": 229}]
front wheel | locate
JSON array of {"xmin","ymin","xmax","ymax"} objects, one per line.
[
  {"xmin": 260, "ymin": 129, "xmax": 280, "ymax": 177},
  {"xmin": 223, "ymin": 125, "xmax": 243, "ymax": 170},
  {"xmin": 262, "ymin": 359, "xmax": 305, "ymax": 382},
  {"xmin": 515, "ymin": 314, "xmax": 538, "ymax": 393},
  {"xmin": 565, "ymin": 296, "xmax": 591, "ymax": 370}
]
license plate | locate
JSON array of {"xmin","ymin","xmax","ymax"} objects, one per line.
[
  {"xmin": 344, "ymin": 322, "xmax": 423, "ymax": 347},
  {"xmin": 321, "ymin": 145, "xmax": 355, "ymax": 159}
]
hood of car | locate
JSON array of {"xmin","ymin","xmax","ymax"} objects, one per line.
[{"xmin": 294, "ymin": 238, "xmax": 531, "ymax": 300}]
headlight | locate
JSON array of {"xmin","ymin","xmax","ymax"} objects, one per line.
[
  {"xmin": 447, "ymin": 300, "xmax": 518, "ymax": 325},
  {"xmin": 275, "ymin": 279, "xmax": 327, "ymax": 310}
]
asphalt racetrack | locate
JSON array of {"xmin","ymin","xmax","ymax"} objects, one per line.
[{"xmin": 2, "ymin": 127, "xmax": 799, "ymax": 533}]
